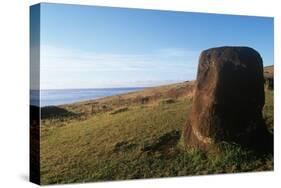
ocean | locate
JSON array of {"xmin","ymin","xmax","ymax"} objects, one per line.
[{"xmin": 31, "ymin": 87, "xmax": 146, "ymax": 107}]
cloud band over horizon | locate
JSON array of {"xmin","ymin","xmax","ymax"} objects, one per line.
[{"xmin": 40, "ymin": 45, "xmax": 199, "ymax": 89}]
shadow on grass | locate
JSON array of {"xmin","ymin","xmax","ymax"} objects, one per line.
[{"xmin": 41, "ymin": 106, "xmax": 78, "ymax": 120}]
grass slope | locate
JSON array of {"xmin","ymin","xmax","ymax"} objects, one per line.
[{"xmin": 40, "ymin": 81, "xmax": 273, "ymax": 185}]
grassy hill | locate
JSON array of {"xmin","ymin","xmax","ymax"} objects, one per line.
[
  {"xmin": 40, "ymin": 74, "xmax": 273, "ymax": 184},
  {"xmin": 264, "ymin": 65, "xmax": 274, "ymax": 78}
]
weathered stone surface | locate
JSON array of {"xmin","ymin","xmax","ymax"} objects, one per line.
[{"xmin": 183, "ymin": 46, "xmax": 271, "ymax": 152}]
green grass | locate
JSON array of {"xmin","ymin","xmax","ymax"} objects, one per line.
[
  {"xmin": 40, "ymin": 83, "xmax": 273, "ymax": 185},
  {"xmin": 263, "ymin": 89, "xmax": 274, "ymax": 132}
]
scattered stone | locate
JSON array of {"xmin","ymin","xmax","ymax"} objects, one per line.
[
  {"xmin": 110, "ymin": 107, "xmax": 129, "ymax": 115},
  {"xmin": 160, "ymin": 98, "xmax": 176, "ymax": 104},
  {"xmin": 134, "ymin": 96, "xmax": 150, "ymax": 104}
]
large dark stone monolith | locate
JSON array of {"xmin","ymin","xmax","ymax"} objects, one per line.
[{"xmin": 183, "ymin": 46, "xmax": 271, "ymax": 152}]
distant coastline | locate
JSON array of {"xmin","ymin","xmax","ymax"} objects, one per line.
[{"xmin": 31, "ymin": 87, "xmax": 147, "ymax": 107}]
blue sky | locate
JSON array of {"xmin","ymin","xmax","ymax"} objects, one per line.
[{"xmin": 38, "ymin": 3, "xmax": 274, "ymax": 89}]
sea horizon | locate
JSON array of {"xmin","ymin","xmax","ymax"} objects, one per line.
[
  {"xmin": 39, "ymin": 86, "xmax": 150, "ymax": 91},
  {"xmin": 31, "ymin": 87, "xmax": 147, "ymax": 107}
]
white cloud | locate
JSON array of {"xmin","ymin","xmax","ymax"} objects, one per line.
[{"xmin": 40, "ymin": 45, "xmax": 199, "ymax": 89}]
